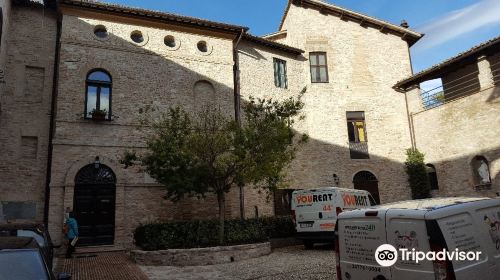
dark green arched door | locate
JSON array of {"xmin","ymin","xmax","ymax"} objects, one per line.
[{"xmin": 74, "ymin": 164, "xmax": 116, "ymax": 246}]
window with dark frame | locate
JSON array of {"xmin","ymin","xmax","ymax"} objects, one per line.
[
  {"xmin": 85, "ymin": 69, "xmax": 112, "ymax": 120},
  {"xmin": 346, "ymin": 111, "xmax": 369, "ymax": 159},
  {"xmin": 346, "ymin": 111, "xmax": 367, "ymax": 143},
  {"xmin": 309, "ymin": 52, "xmax": 328, "ymax": 83},
  {"xmin": 273, "ymin": 58, "xmax": 287, "ymax": 89}
]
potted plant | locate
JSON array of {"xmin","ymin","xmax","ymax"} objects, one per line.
[{"xmin": 90, "ymin": 108, "xmax": 108, "ymax": 120}]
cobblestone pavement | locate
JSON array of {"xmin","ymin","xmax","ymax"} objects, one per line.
[
  {"xmin": 141, "ymin": 245, "xmax": 337, "ymax": 280},
  {"xmin": 55, "ymin": 252, "xmax": 148, "ymax": 280}
]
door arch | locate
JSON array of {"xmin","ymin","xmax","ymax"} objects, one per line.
[
  {"xmin": 74, "ymin": 163, "xmax": 116, "ymax": 246},
  {"xmin": 353, "ymin": 171, "xmax": 380, "ymax": 205}
]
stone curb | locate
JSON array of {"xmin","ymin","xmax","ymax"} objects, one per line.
[{"xmin": 131, "ymin": 242, "xmax": 271, "ymax": 266}]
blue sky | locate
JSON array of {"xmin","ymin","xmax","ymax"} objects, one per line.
[{"xmin": 105, "ymin": 0, "xmax": 500, "ymax": 74}]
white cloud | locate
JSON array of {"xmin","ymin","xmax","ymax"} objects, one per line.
[{"xmin": 413, "ymin": 0, "xmax": 500, "ymax": 51}]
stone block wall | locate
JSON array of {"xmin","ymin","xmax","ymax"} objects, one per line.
[
  {"xmin": 261, "ymin": 3, "xmax": 415, "ymax": 203},
  {"xmin": 408, "ymin": 56, "xmax": 500, "ymax": 198},
  {"xmin": 48, "ymin": 11, "xmax": 276, "ymax": 247},
  {"xmin": 0, "ymin": 5, "xmax": 56, "ymax": 223}
]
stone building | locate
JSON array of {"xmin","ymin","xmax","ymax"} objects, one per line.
[
  {"xmin": 394, "ymin": 36, "xmax": 500, "ymax": 198},
  {"xmin": 0, "ymin": 0, "xmax": 57, "ymax": 224},
  {"xmin": 0, "ymin": 0, "xmax": 497, "ymax": 249}
]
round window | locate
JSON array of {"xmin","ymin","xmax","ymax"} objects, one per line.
[
  {"xmin": 94, "ymin": 25, "xmax": 108, "ymax": 39},
  {"xmin": 131, "ymin": 31, "xmax": 144, "ymax": 44},
  {"xmin": 164, "ymin": 35, "xmax": 176, "ymax": 48},
  {"xmin": 197, "ymin": 41, "xmax": 208, "ymax": 53}
]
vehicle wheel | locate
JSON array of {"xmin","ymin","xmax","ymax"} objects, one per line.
[{"xmin": 304, "ymin": 241, "xmax": 314, "ymax": 249}]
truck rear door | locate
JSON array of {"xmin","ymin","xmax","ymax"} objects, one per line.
[
  {"xmin": 386, "ymin": 209, "xmax": 434, "ymax": 280},
  {"xmin": 293, "ymin": 190, "xmax": 336, "ymax": 233},
  {"xmin": 338, "ymin": 209, "xmax": 391, "ymax": 279}
]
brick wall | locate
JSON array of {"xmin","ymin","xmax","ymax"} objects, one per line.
[
  {"xmin": 0, "ymin": 5, "xmax": 56, "ymax": 223},
  {"xmin": 267, "ymin": 3, "xmax": 414, "ymax": 203}
]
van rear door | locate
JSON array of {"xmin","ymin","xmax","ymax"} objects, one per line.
[
  {"xmin": 293, "ymin": 189, "xmax": 337, "ymax": 233},
  {"xmin": 338, "ymin": 209, "xmax": 391, "ymax": 279},
  {"xmin": 386, "ymin": 209, "xmax": 434, "ymax": 280},
  {"xmin": 435, "ymin": 210, "xmax": 490, "ymax": 279}
]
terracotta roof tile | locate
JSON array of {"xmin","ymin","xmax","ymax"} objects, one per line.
[
  {"xmin": 394, "ymin": 35, "xmax": 500, "ymax": 90},
  {"xmin": 279, "ymin": 0, "xmax": 422, "ymax": 46},
  {"xmin": 59, "ymin": 0, "xmax": 249, "ymax": 34}
]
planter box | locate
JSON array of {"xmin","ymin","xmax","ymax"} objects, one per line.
[{"xmin": 131, "ymin": 242, "xmax": 271, "ymax": 266}]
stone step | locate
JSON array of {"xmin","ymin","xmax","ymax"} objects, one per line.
[{"xmin": 74, "ymin": 245, "xmax": 126, "ymax": 255}]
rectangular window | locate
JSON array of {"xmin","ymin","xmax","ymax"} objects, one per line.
[
  {"xmin": 346, "ymin": 111, "xmax": 367, "ymax": 143},
  {"xmin": 273, "ymin": 58, "xmax": 287, "ymax": 89},
  {"xmin": 347, "ymin": 111, "xmax": 369, "ymax": 159},
  {"xmin": 309, "ymin": 52, "xmax": 328, "ymax": 83}
]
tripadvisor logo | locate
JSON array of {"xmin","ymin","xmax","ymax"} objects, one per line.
[{"xmin": 374, "ymin": 244, "xmax": 482, "ymax": 267}]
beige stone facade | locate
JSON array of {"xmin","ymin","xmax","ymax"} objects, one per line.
[
  {"xmin": 399, "ymin": 42, "xmax": 500, "ymax": 198},
  {"xmin": 265, "ymin": 0, "xmax": 418, "ymax": 204},
  {"xmin": 2, "ymin": 0, "xmax": 496, "ymax": 250}
]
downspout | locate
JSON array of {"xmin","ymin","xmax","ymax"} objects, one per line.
[
  {"xmin": 233, "ymin": 29, "xmax": 245, "ymax": 219},
  {"xmin": 44, "ymin": 9, "xmax": 62, "ymax": 226},
  {"xmin": 404, "ymin": 44, "xmax": 416, "ymax": 149},
  {"xmin": 404, "ymin": 91, "xmax": 416, "ymax": 149}
]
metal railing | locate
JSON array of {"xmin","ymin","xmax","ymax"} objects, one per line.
[
  {"xmin": 349, "ymin": 142, "xmax": 369, "ymax": 159},
  {"xmin": 420, "ymin": 60, "xmax": 500, "ymax": 109}
]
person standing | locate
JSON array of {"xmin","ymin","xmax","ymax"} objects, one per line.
[{"xmin": 64, "ymin": 211, "xmax": 79, "ymax": 258}]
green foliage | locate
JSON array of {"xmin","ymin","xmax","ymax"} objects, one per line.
[
  {"xmin": 134, "ymin": 216, "xmax": 296, "ymax": 251},
  {"xmin": 122, "ymin": 96, "xmax": 306, "ymax": 244},
  {"xmin": 405, "ymin": 148, "xmax": 431, "ymax": 199}
]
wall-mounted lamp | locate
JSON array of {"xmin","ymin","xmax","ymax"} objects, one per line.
[
  {"xmin": 332, "ymin": 173, "xmax": 340, "ymax": 187},
  {"xmin": 94, "ymin": 156, "xmax": 100, "ymax": 169}
]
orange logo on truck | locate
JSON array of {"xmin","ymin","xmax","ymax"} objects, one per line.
[
  {"xmin": 296, "ymin": 194, "xmax": 333, "ymax": 204},
  {"xmin": 342, "ymin": 193, "xmax": 369, "ymax": 206},
  {"xmin": 320, "ymin": 223, "xmax": 335, "ymax": 229}
]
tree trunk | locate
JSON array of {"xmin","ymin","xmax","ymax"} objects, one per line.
[
  {"xmin": 239, "ymin": 183, "xmax": 245, "ymax": 220},
  {"xmin": 217, "ymin": 192, "xmax": 226, "ymax": 245}
]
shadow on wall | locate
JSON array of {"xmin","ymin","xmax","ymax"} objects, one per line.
[{"xmin": 49, "ymin": 19, "xmax": 500, "ymax": 246}]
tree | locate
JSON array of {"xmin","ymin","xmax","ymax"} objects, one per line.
[
  {"xmin": 405, "ymin": 148, "xmax": 431, "ymax": 199},
  {"xmin": 121, "ymin": 96, "xmax": 306, "ymax": 244}
]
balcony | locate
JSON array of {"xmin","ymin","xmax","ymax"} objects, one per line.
[{"xmin": 349, "ymin": 141, "xmax": 369, "ymax": 159}]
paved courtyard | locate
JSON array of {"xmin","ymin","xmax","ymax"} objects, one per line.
[
  {"xmin": 141, "ymin": 245, "xmax": 337, "ymax": 280},
  {"xmin": 55, "ymin": 252, "xmax": 148, "ymax": 280}
]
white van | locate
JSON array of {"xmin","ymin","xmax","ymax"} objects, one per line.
[
  {"xmin": 335, "ymin": 197, "xmax": 500, "ymax": 280},
  {"xmin": 291, "ymin": 187, "xmax": 375, "ymax": 248}
]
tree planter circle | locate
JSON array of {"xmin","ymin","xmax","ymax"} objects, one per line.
[{"xmin": 131, "ymin": 242, "xmax": 271, "ymax": 266}]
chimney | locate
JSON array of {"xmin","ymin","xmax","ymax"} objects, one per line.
[{"xmin": 400, "ymin": 20, "xmax": 409, "ymax": 28}]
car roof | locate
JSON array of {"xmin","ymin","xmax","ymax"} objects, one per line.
[
  {"xmin": 0, "ymin": 223, "xmax": 46, "ymax": 230},
  {"xmin": 0, "ymin": 237, "xmax": 39, "ymax": 250},
  {"xmin": 375, "ymin": 197, "xmax": 491, "ymax": 210}
]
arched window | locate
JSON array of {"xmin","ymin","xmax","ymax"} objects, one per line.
[
  {"xmin": 86, "ymin": 69, "xmax": 112, "ymax": 120},
  {"xmin": 426, "ymin": 164, "xmax": 439, "ymax": 190},
  {"xmin": 471, "ymin": 156, "xmax": 491, "ymax": 186}
]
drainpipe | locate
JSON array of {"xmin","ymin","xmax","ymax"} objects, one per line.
[
  {"xmin": 44, "ymin": 10, "xmax": 62, "ymax": 226},
  {"xmin": 233, "ymin": 29, "xmax": 245, "ymax": 219}
]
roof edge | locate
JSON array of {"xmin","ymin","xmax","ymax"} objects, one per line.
[
  {"xmin": 279, "ymin": 0, "xmax": 422, "ymax": 46},
  {"xmin": 394, "ymin": 35, "xmax": 500, "ymax": 91},
  {"xmin": 58, "ymin": 0, "xmax": 249, "ymax": 35},
  {"xmin": 262, "ymin": 30, "xmax": 287, "ymax": 40},
  {"xmin": 242, "ymin": 34, "xmax": 304, "ymax": 55}
]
